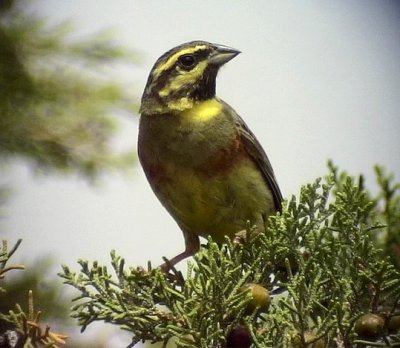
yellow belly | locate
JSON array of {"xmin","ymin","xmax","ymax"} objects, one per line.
[{"xmin": 155, "ymin": 157, "xmax": 275, "ymax": 242}]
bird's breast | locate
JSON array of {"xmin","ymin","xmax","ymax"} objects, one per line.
[
  {"xmin": 140, "ymin": 154, "xmax": 272, "ymax": 241},
  {"xmin": 137, "ymin": 105, "xmax": 275, "ymax": 240},
  {"xmin": 139, "ymin": 131, "xmax": 245, "ymax": 186},
  {"xmin": 138, "ymin": 101, "xmax": 239, "ymax": 169}
]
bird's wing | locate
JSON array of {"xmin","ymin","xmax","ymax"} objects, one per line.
[{"xmin": 223, "ymin": 101, "xmax": 283, "ymax": 211}]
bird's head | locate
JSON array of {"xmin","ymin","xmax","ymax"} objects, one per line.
[{"xmin": 140, "ymin": 41, "xmax": 240, "ymax": 114}]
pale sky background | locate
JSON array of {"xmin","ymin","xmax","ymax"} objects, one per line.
[{"xmin": 2, "ymin": 1, "xmax": 400, "ymax": 346}]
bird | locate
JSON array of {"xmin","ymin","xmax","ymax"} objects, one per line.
[{"xmin": 138, "ymin": 41, "xmax": 282, "ymax": 271}]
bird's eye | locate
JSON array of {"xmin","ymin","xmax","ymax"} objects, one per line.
[{"xmin": 178, "ymin": 54, "xmax": 196, "ymax": 69}]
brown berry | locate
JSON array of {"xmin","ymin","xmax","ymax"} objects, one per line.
[
  {"xmin": 226, "ymin": 325, "xmax": 251, "ymax": 348},
  {"xmin": 388, "ymin": 315, "xmax": 400, "ymax": 333},
  {"xmin": 355, "ymin": 313, "xmax": 385, "ymax": 339}
]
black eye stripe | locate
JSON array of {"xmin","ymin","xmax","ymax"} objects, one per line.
[
  {"xmin": 149, "ymin": 48, "xmax": 212, "ymax": 93},
  {"xmin": 177, "ymin": 49, "xmax": 210, "ymax": 70},
  {"xmin": 152, "ymin": 49, "xmax": 211, "ymax": 78}
]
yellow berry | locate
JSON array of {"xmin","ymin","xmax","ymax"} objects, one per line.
[{"xmin": 240, "ymin": 283, "xmax": 271, "ymax": 313}]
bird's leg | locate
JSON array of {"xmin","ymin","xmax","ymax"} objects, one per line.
[{"xmin": 160, "ymin": 231, "xmax": 200, "ymax": 273}]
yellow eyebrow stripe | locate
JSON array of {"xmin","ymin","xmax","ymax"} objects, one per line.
[{"xmin": 153, "ymin": 45, "xmax": 207, "ymax": 77}]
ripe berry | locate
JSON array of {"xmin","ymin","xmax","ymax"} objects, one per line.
[
  {"xmin": 240, "ymin": 283, "xmax": 271, "ymax": 313},
  {"xmin": 354, "ymin": 313, "xmax": 385, "ymax": 339}
]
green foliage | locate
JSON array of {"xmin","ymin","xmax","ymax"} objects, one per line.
[
  {"xmin": 0, "ymin": 289, "xmax": 68, "ymax": 348},
  {"xmin": 0, "ymin": 255, "xmax": 69, "ymax": 325},
  {"xmin": 374, "ymin": 165, "xmax": 400, "ymax": 269},
  {"xmin": 0, "ymin": 240, "xmax": 68, "ymax": 347},
  {"xmin": 0, "ymin": 0, "xmax": 139, "ymax": 179},
  {"xmin": 60, "ymin": 164, "xmax": 400, "ymax": 347},
  {"xmin": 0, "ymin": 239, "xmax": 25, "ymax": 294}
]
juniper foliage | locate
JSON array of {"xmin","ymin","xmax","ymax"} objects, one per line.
[
  {"xmin": 0, "ymin": 240, "xmax": 68, "ymax": 348},
  {"xmin": 60, "ymin": 164, "xmax": 400, "ymax": 348}
]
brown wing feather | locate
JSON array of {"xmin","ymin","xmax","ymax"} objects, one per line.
[{"xmin": 221, "ymin": 100, "xmax": 283, "ymax": 212}]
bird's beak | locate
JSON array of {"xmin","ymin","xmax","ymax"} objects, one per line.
[{"xmin": 209, "ymin": 44, "xmax": 241, "ymax": 66}]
